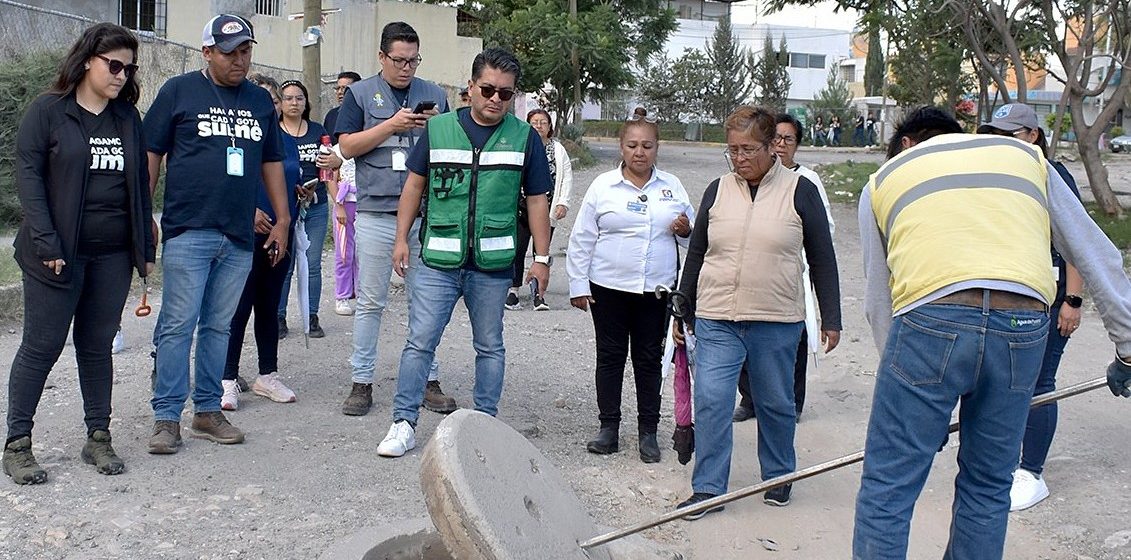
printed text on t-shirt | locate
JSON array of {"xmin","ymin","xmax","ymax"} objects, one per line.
[
  {"xmin": 196, "ymin": 107, "xmax": 264, "ymax": 141},
  {"xmin": 89, "ymin": 136, "xmax": 124, "ymax": 172}
]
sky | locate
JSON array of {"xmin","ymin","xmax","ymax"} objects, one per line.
[{"xmin": 731, "ymin": 0, "xmax": 861, "ymax": 31}]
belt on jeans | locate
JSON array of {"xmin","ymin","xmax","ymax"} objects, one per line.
[{"xmin": 933, "ymin": 289, "xmax": 1047, "ymax": 311}]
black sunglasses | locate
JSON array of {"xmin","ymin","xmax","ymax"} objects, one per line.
[
  {"xmin": 96, "ymin": 54, "xmax": 138, "ymax": 78},
  {"xmin": 475, "ymin": 84, "xmax": 516, "ymax": 101}
]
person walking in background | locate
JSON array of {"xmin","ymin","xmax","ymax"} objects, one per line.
[
  {"xmin": 733, "ymin": 113, "xmax": 834, "ymax": 423},
  {"xmin": 4, "ymin": 23, "xmax": 155, "ymax": 484},
  {"xmin": 976, "ymin": 103, "xmax": 1086, "ymax": 512},
  {"xmin": 276, "ymin": 79, "xmax": 330, "ymax": 339},
  {"xmin": 674, "ymin": 105, "xmax": 840, "ymax": 518},
  {"xmin": 566, "ymin": 109, "xmax": 694, "ymax": 463},
  {"xmin": 144, "ymin": 14, "xmax": 291, "ymax": 455},
  {"xmin": 854, "ymin": 106, "xmax": 1131, "ymax": 559},
  {"xmin": 506, "ymin": 108, "xmax": 574, "ymax": 311},
  {"xmin": 830, "ymin": 115, "xmax": 841, "ymax": 146},
  {"xmin": 219, "ymin": 73, "xmax": 302, "ymax": 412},
  {"xmin": 334, "ymin": 22, "xmax": 453, "ymax": 417},
  {"xmin": 377, "ymin": 48, "xmax": 554, "ymax": 458}
]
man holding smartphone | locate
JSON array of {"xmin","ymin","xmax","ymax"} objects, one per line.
[{"xmin": 334, "ymin": 21, "xmax": 453, "ymax": 417}]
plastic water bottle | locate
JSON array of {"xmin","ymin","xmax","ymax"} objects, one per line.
[{"xmin": 318, "ymin": 134, "xmax": 334, "ymax": 182}]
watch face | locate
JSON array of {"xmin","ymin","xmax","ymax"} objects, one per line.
[{"xmin": 1064, "ymin": 295, "xmax": 1083, "ymax": 308}]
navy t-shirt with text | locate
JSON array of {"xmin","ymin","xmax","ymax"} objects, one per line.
[
  {"xmin": 286, "ymin": 120, "xmax": 329, "ymax": 202},
  {"xmin": 143, "ymin": 71, "xmax": 283, "ymax": 251}
]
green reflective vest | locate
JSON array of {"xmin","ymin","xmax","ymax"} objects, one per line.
[{"xmin": 420, "ymin": 111, "xmax": 529, "ymax": 271}]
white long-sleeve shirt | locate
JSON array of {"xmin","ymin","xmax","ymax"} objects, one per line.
[{"xmin": 567, "ymin": 166, "xmax": 695, "ymax": 298}]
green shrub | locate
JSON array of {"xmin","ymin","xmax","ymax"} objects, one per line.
[
  {"xmin": 814, "ymin": 160, "xmax": 880, "ymax": 203},
  {"xmin": 0, "ymin": 50, "xmax": 65, "ymax": 227},
  {"xmin": 1112, "ymin": 126, "xmax": 1125, "ymax": 137}
]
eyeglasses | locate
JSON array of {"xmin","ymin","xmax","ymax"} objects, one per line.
[
  {"xmin": 476, "ymin": 84, "xmax": 516, "ymax": 101},
  {"xmin": 95, "ymin": 54, "xmax": 138, "ymax": 78},
  {"xmin": 724, "ymin": 145, "xmax": 767, "ymax": 159},
  {"xmin": 773, "ymin": 134, "xmax": 797, "ymax": 145},
  {"xmin": 282, "ymin": 95, "xmax": 306, "ymax": 103},
  {"xmin": 385, "ymin": 55, "xmax": 422, "ymax": 69}
]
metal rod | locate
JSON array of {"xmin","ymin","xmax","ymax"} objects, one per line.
[{"xmin": 579, "ymin": 376, "xmax": 1110, "ymax": 550}]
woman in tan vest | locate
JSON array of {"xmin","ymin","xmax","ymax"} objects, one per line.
[{"xmin": 672, "ymin": 106, "xmax": 841, "ymax": 518}]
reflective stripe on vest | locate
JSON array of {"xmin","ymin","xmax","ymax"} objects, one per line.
[{"xmin": 870, "ymin": 134, "xmax": 1055, "ymax": 310}]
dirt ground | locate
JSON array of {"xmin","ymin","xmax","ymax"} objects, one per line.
[{"xmin": 1, "ymin": 141, "xmax": 1131, "ymax": 559}]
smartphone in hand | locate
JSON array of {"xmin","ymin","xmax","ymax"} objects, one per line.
[
  {"xmin": 413, "ymin": 101, "xmax": 436, "ymax": 114},
  {"xmin": 528, "ymin": 277, "xmax": 539, "ymax": 299}
]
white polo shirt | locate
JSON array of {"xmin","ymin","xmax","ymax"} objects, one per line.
[{"xmin": 567, "ymin": 166, "xmax": 696, "ymax": 297}]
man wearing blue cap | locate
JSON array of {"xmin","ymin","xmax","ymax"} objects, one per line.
[{"xmin": 144, "ymin": 14, "xmax": 292, "ymax": 454}]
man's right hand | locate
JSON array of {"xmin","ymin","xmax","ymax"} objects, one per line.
[
  {"xmin": 388, "ymin": 108, "xmax": 428, "ymax": 134},
  {"xmin": 1108, "ymin": 357, "xmax": 1131, "ymax": 397},
  {"xmin": 570, "ymin": 295, "xmax": 595, "ymax": 312},
  {"xmin": 392, "ymin": 239, "xmax": 410, "ymax": 278}
]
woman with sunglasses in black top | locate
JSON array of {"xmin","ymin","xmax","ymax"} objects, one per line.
[{"xmin": 4, "ymin": 23, "xmax": 156, "ymax": 485}]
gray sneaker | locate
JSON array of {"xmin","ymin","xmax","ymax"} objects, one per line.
[
  {"xmin": 81, "ymin": 430, "xmax": 124, "ymax": 475},
  {"xmin": 3, "ymin": 436, "xmax": 47, "ymax": 485},
  {"xmin": 341, "ymin": 382, "xmax": 373, "ymax": 416},
  {"xmin": 148, "ymin": 421, "xmax": 182, "ymax": 454},
  {"xmin": 190, "ymin": 412, "xmax": 245, "ymax": 444}
]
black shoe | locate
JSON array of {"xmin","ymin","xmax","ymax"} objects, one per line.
[
  {"xmin": 308, "ymin": 314, "xmax": 325, "ymax": 338},
  {"xmin": 639, "ymin": 432, "xmax": 660, "ymax": 463},
  {"xmin": 236, "ymin": 375, "xmax": 250, "ymax": 393},
  {"xmin": 764, "ymin": 484, "xmax": 792, "ymax": 506},
  {"xmin": 586, "ymin": 426, "xmax": 619, "ymax": 454},
  {"xmin": 504, "ymin": 292, "xmax": 521, "ymax": 310},
  {"xmin": 533, "ymin": 295, "xmax": 549, "ymax": 311},
  {"xmin": 677, "ymin": 492, "xmax": 724, "ymax": 520},
  {"xmin": 732, "ymin": 405, "xmax": 755, "ymax": 422},
  {"xmin": 278, "ymin": 317, "xmax": 288, "ymax": 340}
]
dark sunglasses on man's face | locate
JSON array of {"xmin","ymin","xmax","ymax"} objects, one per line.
[
  {"xmin": 96, "ymin": 54, "xmax": 138, "ymax": 78},
  {"xmin": 476, "ymin": 84, "xmax": 516, "ymax": 101}
]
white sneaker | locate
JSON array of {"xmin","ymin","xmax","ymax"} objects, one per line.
[
  {"xmin": 252, "ymin": 373, "xmax": 297, "ymax": 403},
  {"xmin": 335, "ymin": 298, "xmax": 354, "ymax": 316},
  {"xmin": 221, "ymin": 379, "xmax": 240, "ymax": 411},
  {"xmin": 1010, "ymin": 468, "xmax": 1049, "ymax": 511},
  {"xmin": 377, "ymin": 421, "xmax": 416, "ymax": 458},
  {"xmin": 112, "ymin": 330, "xmax": 124, "ymax": 354}
]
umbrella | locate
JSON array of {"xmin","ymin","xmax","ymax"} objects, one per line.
[
  {"xmin": 655, "ymin": 285, "xmax": 695, "ymax": 465},
  {"xmin": 293, "ymin": 198, "xmax": 312, "ymax": 348},
  {"xmin": 801, "ymin": 250, "xmax": 821, "ymax": 366}
]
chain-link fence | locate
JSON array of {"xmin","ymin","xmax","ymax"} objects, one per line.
[{"xmin": 0, "ymin": 0, "xmax": 318, "ymax": 113}]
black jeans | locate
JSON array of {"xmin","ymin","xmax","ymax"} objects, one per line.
[
  {"xmin": 224, "ymin": 232, "xmax": 292, "ymax": 379},
  {"xmin": 738, "ymin": 327, "xmax": 807, "ymax": 414},
  {"xmin": 589, "ymin": 282, "xmax": 666, "ymax": 433},
  {"xmin": 510, "ymin": 218, "xmax": 555, "ymax": 288},
  {"xmin": 6, "ymin": 251, "xmax": 132, "ymax": 442}
]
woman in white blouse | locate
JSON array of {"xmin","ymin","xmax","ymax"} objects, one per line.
[{"xmin": 566, "ymin": 110, "xmax": 695, "ymax": 463}]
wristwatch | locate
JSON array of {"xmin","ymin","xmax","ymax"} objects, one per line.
[
  {"xmin": 533, "ymin": 254, "xmax": 553, "ymax": 266},
  {"xmin": 1064, "ymin": 294, "xmax": 1083, "ymax": 308}
]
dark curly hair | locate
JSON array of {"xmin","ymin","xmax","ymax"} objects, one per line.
[{"xmin": 51, "ymin": 23, "xmax": 140, "ymax": 105}]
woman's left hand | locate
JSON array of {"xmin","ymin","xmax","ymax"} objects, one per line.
[
  {"xmin": 670, "ymin": 212, "xmax": 691, "ymax": 237},
  {"xmin": 1058, "ymin": 303, "xmax": 1082, "ymax": 337},
  {"xmin": 552, "ymin": 205, "xmax": 568, "ymax": 221},
  {"xmin": 821, "ymin": 330, "xmax": 841, "ymax": 353}
]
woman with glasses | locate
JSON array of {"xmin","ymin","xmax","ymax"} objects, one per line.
[
  {"xmin": 673, "ymin": 105, "xmax": 840, "ymax": 517},
  {"xmin": 567, "ymin": 108, "xmax": 694, "ymax": 463},
  {"xmin": 277, "ymin": 79, "xmax": 331, "ymax": 341},
  {"xmin": 977, "ymin": 103, "xmax": 1085, "ymax": 512},
  {"xmin": 506, "ymin": 109, "xmax": 574, "ymax": 311},
  {"xmin": 220, "ymin": 73, "xmax": 302, "ymax": 412},
  {"xmin": 4, "ymin": 23, "xmax": 155, "ymax": 484}
]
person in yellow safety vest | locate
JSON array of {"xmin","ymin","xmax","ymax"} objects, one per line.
[
  {"xmin": 376, "ymin": 48, "xmax": 555, "ymax": 458},
  {"xmin": 854, "ymin": 106, "xmax": 1131, "ymax": 559}
]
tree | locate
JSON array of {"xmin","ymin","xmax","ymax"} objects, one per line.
[
  {"xmin": 704, "ymin": 14, "xmax": 754, "ymax": 122},
  {"xmin": 424, "ymin": 0, "xmax": 677, "ymax": 125},
  {"xmin": 887, "ymin": 0, "xmax": 969, "ymax": 109},
  {"xmin": 864, "ymin": 25, "xmax": 884, "ymax": 96},
  {"xmin": 811, "ymin": 65, "xmax": 855, "ymax": 125},
  {"xmin": 752, "ymin": 34, "xmax": 791, "ymax": 113},
  {"xmin": 636, "ymin": 49, "xmax": 712, "ymax": 122}
]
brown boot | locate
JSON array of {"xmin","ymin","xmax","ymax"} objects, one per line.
[
  {"xmin": 423, "ymin": 380, "xmax": 458, "ymax": 414},
  {"xmin": 341, "ymin": 383, "xmax": 373, "ymax": 416},
  {"xmin": 190, "ymin": 412, "xmax": 245, "ymax": 444},
  {"xmin": 147, "ymin": 421, "xmax": 182, "ymax": 455},
  {"xmin": 81, "ymin": 430, "xmax": 125, "ymax": 475}
]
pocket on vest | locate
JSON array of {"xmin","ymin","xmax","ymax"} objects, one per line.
[
  {"xmin": 423, "ymin": 220, "xmax": 465, "ymax": 269},
  {"xmin": 475, "ymin": 216, "xmax": 516, "ymax": 270}
]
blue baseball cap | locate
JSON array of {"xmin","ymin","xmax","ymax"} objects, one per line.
[{"xmin": 202, "ymin": 14, "xmax": 256, "ymax": 53}]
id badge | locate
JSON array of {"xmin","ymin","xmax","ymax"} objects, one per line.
[
  {"xmin": 226, "ymin": 146, "xmax": 244, "ymax": 177},
  {"xmin": 392, "ymin": 150, "xmax": 407, "ymax": 172},
  {"xmin": 626, "ymin": 201, "xmax": 647, "ymax": 214}
]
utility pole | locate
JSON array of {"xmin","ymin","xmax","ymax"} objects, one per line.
[
  {"xmin": 303, "ymin": 0, "xmax": 322, "ymax": 119},
  {"xmin": 569, "ymin": 0, "xmax": 582, "ymax": 125}
]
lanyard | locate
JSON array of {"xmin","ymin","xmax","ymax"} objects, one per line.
[{"xmin": 203, "ymin": 69, "xmax": 242, "ymax": 148}]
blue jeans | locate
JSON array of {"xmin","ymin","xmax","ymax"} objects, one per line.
[
  {"xmin": 691, "ymin": 318, "xmax": 804, "ymax": 495},
  {"xmin": 853, "ymin": 302, "xmax": 1048, "ymax": 560},
  {"xmin": 349, "ymin": 212, "xmax": 438, "ymax": 384},
  {"xmin": 279, "ymin": 198, "xmax": 329, "ymax": 317},
  {"xmin": 1020, "ymin": 305, "xmax": 1069, "ymax": 475},
  {"xmin": 391, "ymin": 264, "xmax": 511, "ymax": 425},
  {"xmin": 151, "ymin": 230, "xmax": 253, "ymax": 421}
]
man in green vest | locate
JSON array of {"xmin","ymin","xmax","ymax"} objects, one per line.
[
  {"xmin": 854, "ymin": 106, "xmax": 1131, "ymax": 558},
  {"xmin": 377, "ymin": 48, "xmax": 554, "ymax": 458}
]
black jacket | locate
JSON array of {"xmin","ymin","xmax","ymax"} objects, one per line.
[{"xmin": 14, "ymin": 93, "xmax": 156, "ymax": 285}]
